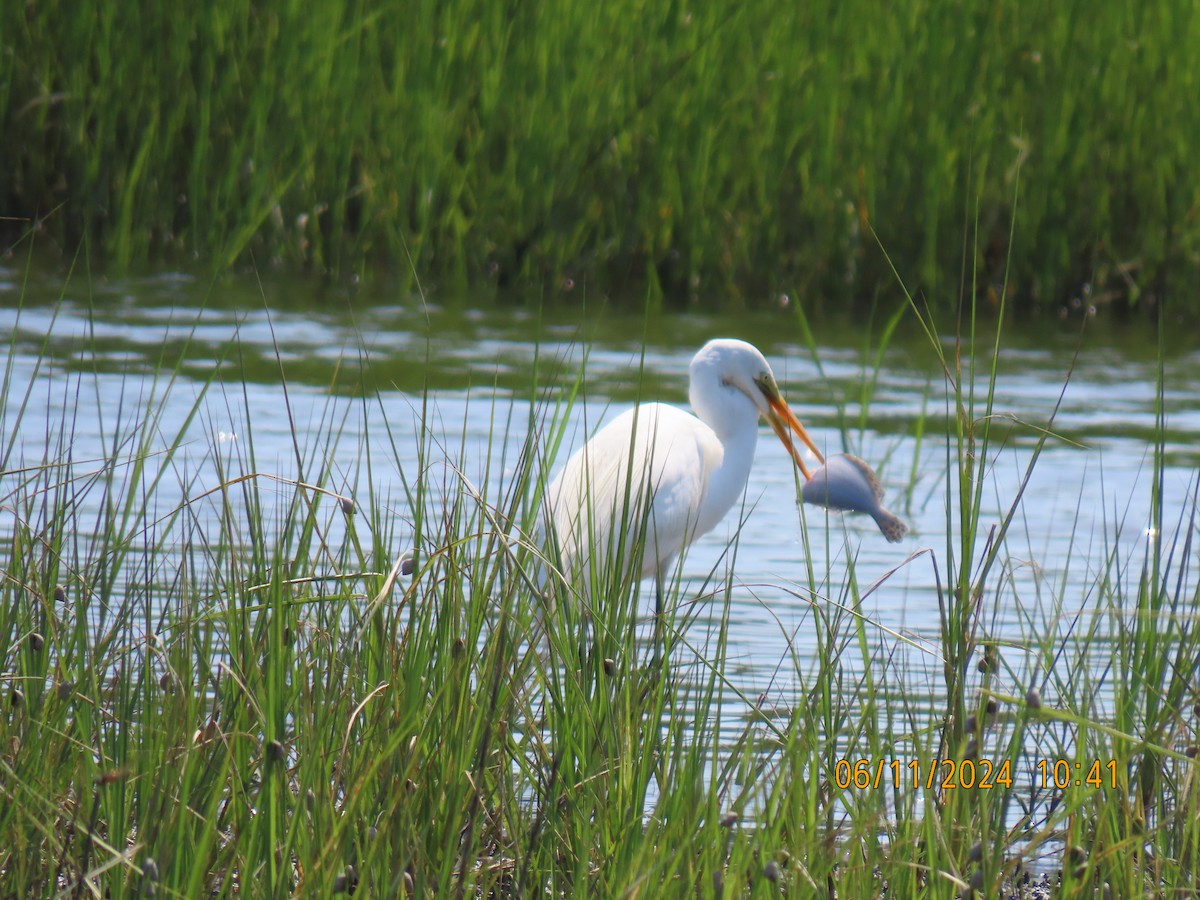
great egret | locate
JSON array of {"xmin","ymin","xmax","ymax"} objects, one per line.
[{"xmin": 543, "ymin": 338, "xmax": 826, "ymax": 615}]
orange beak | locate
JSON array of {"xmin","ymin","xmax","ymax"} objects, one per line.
[{"xmin": 764, "ymin": 391, "xmax": 824, "ymax": 481}]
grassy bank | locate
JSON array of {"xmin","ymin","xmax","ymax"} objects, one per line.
[
  {"xmin": 3, "ymin": 268, "xmax": 1200, "ymax": 896},
  {"xmin": 4, "ymin": 0, "xmax": 1199, "ymax": 310}
]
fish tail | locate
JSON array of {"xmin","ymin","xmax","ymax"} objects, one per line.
[{"xmin": 873, "ymin": 509, "xmax": 908, "ymax": 543}]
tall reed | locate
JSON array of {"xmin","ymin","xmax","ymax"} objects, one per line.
[
  {"xmin": 3, "ymin": 262, "xmax": 1200, "ymax": 897},
  {"xmin": 5, "ymin": 0, "xmax": 1197, "ymax": 309}
]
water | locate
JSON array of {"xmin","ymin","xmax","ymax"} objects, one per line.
[{"xmin": 3, "ymin": 266, "xmax": 1198, "ymax": 832}]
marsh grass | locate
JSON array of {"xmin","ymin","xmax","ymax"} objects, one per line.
[
  {"xmin": 5, "ymin": 0, "xmax": 1199, "ymax": 308},
  {"xmin": 3, "ymin": 268, "xmax": 1200, "ymax": 898}
]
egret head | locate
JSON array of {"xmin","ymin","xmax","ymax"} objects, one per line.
[{"xmin": 690, "ymin": 339, "xmax": 824, "ymax": 479}]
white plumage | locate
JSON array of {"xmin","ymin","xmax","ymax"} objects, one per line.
[{"xmin": 544, "ymin": 339, "xmax": 822, "ymax": 603}]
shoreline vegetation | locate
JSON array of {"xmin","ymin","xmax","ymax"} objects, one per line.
[
  {"xmin": 4, "ymin": 0, "xmax": 1199, "ymax": 311},
  {"xmin": 3, "ymin": 260, "xmax": 1200, "ymax": 895}
]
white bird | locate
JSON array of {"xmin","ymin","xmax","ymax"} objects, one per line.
[{"xmin": 543, "ymin": 338, "xmax": 825, "ymax": 615}]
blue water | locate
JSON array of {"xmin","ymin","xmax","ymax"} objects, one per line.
[{"xmin": 3, "ymin": 266, "xmax": 1198, "ymax": 858}]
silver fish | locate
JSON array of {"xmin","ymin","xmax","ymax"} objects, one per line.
[{"xmin": 801, "ymin": 453, "xmax": 907, "ymax": 542}]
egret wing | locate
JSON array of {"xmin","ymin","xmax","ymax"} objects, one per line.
[{"xmin": 545, "ymin": 403, "xmax": 720, "ymax": 582}]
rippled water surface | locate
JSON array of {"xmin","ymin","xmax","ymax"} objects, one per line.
[{"xmin": 4, "ymin": 266, "xmax": 1198, "ymax": 790}]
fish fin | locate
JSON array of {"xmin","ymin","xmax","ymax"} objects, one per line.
[{"xmin": 845, "ymin": 454, "xmax": 886, "ymax": 501}]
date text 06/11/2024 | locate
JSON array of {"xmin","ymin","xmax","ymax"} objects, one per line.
[{"xmin": 833, "ymin": 758, "xmax": 1120, "ymax": 791}]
